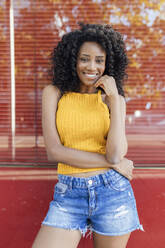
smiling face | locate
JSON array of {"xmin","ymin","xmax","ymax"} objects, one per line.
[{"xmin": 76, "ymin": 42, "xmax": 106, "ymax": 93}]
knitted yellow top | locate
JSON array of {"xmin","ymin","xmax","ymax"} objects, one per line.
[{"xmin": 56, "ymin": 90, "xmax": 110, "ymax": 174}]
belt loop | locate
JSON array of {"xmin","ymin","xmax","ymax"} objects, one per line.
[
  {"xmin": 101, "ymin": 173, "xmax": 109, "ymax": 187},
  {"xmin": 68, "ymin": 177, "xmax": 73, "ymax": 189}
]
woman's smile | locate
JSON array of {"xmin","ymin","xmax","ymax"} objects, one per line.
[
  {"xmin": 76, "ymin": 41, "xmax": 106, "ymax": 92},
  {"xmin": 82, "ymin": 72, "xmax": 99, "ymax": 80}
]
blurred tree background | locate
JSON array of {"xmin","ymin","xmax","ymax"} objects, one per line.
[{"xmin": 0, "ymin": 0, "xmax": 165, "ymax": 164}]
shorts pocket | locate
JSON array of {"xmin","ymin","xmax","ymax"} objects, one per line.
[
  {"xmin": 54, "ymin": 182, "xmax": 68, "ymax": 194},
  {"xmin": 108, "ymin": 173, "xmax": 131, "ymax": 192}
]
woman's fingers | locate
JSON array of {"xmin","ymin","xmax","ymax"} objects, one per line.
[{"xmin": 113, "ymin": 158, "xmax": 134, "ymax": 180}]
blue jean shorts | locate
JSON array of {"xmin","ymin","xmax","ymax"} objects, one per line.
[{"xmin": 42, "ymin": 169, "xmax": 143, "ymax": 236}]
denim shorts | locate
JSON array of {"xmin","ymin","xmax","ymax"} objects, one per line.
[{"xmin": 42, "ymin": 169, "xmax": 143, "ymax": 236}]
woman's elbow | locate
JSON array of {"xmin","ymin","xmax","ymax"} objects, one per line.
[
  {"xmin": 46, "ymin": 145, "xmax": 62, "ymax": 162},
  {"xmin": 121, "ymin": 142, "xmax": 128, "ymax": 159},
  {"xmin": 106, "ymin": 154, "xmax": 121, "ymax": 164},
  {"xmin": 106, "ymin": 149, "xmax": 127, "ymax": 164}
]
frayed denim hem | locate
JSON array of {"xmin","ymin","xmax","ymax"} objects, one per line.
[
  {"xmin": 42, "ymin": 221, "xmax": 144, "ymax": 238},
  {"xmin": 90, "ymin": 224, "xmax": 144, "ymax": 236},
  {"xmin": 42, "ymin": 222, "xmax": 88, "ymax": 237}
]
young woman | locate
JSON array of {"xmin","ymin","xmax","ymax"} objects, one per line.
[{"xmin": 32, "ymin": 23, "xmax": 143, "ymax": 248}]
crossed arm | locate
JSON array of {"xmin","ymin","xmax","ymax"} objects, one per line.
[{"xmin": 42, "ymin": 85, "xmax": 133, "ymax": 180}]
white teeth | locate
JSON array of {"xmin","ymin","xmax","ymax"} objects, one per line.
[{"xmin": 84, "ymin": 73, "xmax": 97, "ymax": 78}]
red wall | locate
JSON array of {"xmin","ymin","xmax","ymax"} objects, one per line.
[{"xmin": 0, "ymin": 167, "xmax": 165, "ymax": 248}]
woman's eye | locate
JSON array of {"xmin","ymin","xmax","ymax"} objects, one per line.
[
  {"xmin": 96, "ymin": 59, "xmax": 104, "ymax": 63},
  {"xmin": 80, "ymin": 58, "xmax": 88, "ymax": 62}
]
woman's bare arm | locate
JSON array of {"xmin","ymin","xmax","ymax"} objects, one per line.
[
  {"xmin": 42, "ymin": 85, "xmax": 133, "ymax": 179},
  {"xmin": 105, "ymin": 94, "xmax": 128, "ymax": 164},
  {"xmin": 94, "ymin": 75, "xmax": 128, "ymax": 164}
]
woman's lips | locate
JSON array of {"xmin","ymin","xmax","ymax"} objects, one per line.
[{"xmin": 83, "ymin": 72, "xmax": 99, "ymax": 79}]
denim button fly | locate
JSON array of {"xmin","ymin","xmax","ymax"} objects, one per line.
[{"xmin": 88, "ymin": 179, "xmax": 93, "ymax": 185}]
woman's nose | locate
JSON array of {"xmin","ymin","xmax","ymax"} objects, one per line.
[{"xmin": 88, "ymin": 60, "xmax": 96, "ymax": 70}]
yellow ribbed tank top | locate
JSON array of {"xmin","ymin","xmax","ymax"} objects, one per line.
[{"xmin": 56, "ymin": 90, "xmax": 110, "ymax": 174}]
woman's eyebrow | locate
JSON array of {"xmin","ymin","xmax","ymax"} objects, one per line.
[{"xmin": 81, "ymin": 54, "xmax": 105, "ymax": 58}]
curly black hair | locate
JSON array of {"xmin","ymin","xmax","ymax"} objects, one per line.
[{"xmin": 50, "ymin": 23, "xmax": 128, "ymax": 97}]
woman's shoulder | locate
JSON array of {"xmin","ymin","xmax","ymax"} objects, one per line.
[{"xmin": 42, "ymin": 84, "xmax": 61, "ymax": 100}]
